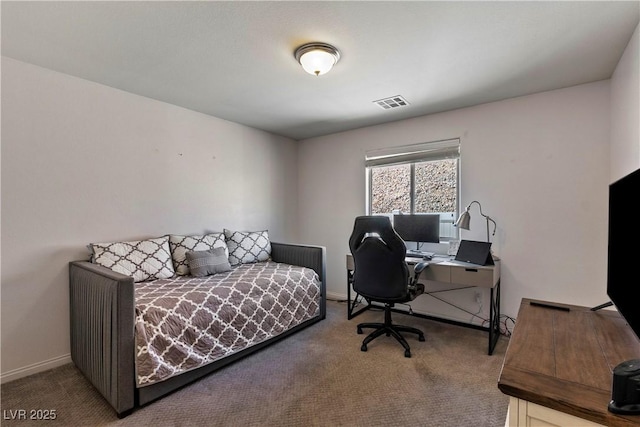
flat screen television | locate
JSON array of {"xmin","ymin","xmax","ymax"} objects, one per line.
[
  {"xmin": 607, "ymin": 167, "xmax": 640, "ymax": 341},
  {"xmin": 393, "ymin": 214, "xmax": 440, "ymax": 244},
  {"xmin": 606, "ymin": 167, "xmax": 640, "ymax": 415}
]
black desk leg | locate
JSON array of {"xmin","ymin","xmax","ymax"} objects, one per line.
[
  {"xmin": 347, "ymin": 269, "xmax": 370, "ymax": 320},
  {"xmin": 488, "ymin": 280, "xmax": 501, "ymax": 355},
  {"xmin": 347, "ymin": 269, "xmax": 354, "ymax": 319}
]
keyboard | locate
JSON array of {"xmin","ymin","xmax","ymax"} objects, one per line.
[{"xmin": 406, "ymin": 250, "xmax": 435, "ymax": 260}]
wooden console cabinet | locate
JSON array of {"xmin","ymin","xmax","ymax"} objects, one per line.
[{"xmin": 498, "ymin": 298, "xmax": 640, "ymax": 427}]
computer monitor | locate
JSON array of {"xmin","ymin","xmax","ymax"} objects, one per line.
[{"xmin": 393, "ymin": 214, "xmax": 440, "ymax": 244}]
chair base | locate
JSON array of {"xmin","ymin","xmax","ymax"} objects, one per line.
[{"xmin": 357, "ymin": 304, "xmax": 425, "ymax": 358}]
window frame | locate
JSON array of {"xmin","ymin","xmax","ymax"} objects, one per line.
[{"xmin": 365, "ymin": 139, "xmax": 461, "ymax": 242}]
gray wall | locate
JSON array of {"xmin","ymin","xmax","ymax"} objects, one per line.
[
  {"xmin": 1, "ymin": 57, "xmax": 299, "ymax": 380},
  {"xmin": 611, "ymin": 23, "xmax": 640, "ymax": 181}
]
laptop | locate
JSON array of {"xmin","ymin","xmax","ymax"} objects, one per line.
[{"xmin": 454, "ymin": 240, "xmax": 494, "ymax": 265}]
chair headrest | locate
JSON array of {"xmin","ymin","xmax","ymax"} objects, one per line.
[{"xmin": 349, "ymin": 216, "xmax": 406, "ymax": 256}]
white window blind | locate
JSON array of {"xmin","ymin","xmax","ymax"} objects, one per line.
[{"xmin": 365, "ymin": 138, "xmax": 460, "ymax": 167}]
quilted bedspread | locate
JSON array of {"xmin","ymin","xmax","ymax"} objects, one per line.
[{"xmin": 134, "ymin": 261, "xmax": 321, "ymax": 387}]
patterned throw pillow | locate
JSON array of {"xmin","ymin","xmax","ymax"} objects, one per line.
[
  {"xmin": 90, "ymin": 236, "xmax": 175, "ymax": 282},
  {"xmin": 169, "ymin": 233, "xmax": 228, "ymax": 275},
  {"xmin": 185, "ymin": 247, "xmax": 232, "ymax": 277},
  {"xmin": 223, "ymin": 229, "xmax": 271, "ymax": 266}
]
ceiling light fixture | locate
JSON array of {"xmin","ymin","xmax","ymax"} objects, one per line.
[{"xmin": 294, "ymin": 42, "xmax": 340, "ymax": 76}]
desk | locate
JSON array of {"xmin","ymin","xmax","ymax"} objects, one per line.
[
  {"xmin": 498, "ymin": 298, "xmax": 640, "ymax": 427},
  {"xmin": 346, "ymin": 254, "xmax": 501, "ymax": 355}
]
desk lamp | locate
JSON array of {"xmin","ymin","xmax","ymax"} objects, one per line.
[{"xmin": 454, "ymin": 200, "xmax": 497, "ymax": 242}]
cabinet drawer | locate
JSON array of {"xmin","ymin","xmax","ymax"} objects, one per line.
[
  {"xmin": 450, "ymin": 266, "xmax": 493, "ymax": 287},
  {"xmin": 419, "ymin": 265, "xmax": 450, "ymax": 282},
  {"xmin": 508, "ymin": 398, "xmax": 605, "ymax": 427}
]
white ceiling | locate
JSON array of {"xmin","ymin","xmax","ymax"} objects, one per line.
[{"xmin": 2, "ymin": 1, "xmax": 639, "ymax": 140}]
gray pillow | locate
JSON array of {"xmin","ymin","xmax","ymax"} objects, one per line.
[
  {"xmin": 185, "ymin": 247, "xmax": 232, "ymax": 277},
  {"xmin": 169, "ymin": 233, "xmax": 228, "ymax": 276}
]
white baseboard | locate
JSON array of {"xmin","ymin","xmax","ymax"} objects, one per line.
[
  {"xmin": 1, "ymin": 354, "xmax": 71, "ymax": 384},
  {"xmin": 326, "ymin": 291, "xmax": 347, "ymax": 301}
]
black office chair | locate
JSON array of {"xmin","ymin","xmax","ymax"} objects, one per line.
[{"xmin": 348, "ymin": 215, "xmax": 428, "ymax": 357}]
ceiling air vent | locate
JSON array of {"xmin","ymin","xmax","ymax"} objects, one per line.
[{"xmin": 373, "ymin": 95, "xmax": 410, "ymax": 110}]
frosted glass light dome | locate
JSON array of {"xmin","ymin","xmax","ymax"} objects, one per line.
[{"xmin": 294, "ymin": 43, "xmax": 340, "ymax": 76}]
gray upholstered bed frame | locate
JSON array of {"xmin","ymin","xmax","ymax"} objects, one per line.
[{"xmin": 69, "ymin": 242, "xmax": 326, "ymax": 417}]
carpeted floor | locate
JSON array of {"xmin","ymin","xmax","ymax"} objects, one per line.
[{"xmin": 1, "ymin": 300, "xmax": 510, "ymax": 426}]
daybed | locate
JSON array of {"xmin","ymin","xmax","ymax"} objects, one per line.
[{"xmin": 69, "ymin": 230, "xmax": 326, "ymax": 417}]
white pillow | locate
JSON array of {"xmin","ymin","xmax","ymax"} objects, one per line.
[
  {"xmin": 223, "ymin": 229, "xmax": 271, "ymax": 266},
  {"xmin": 169, "ymin": 233, "xmax": 229, "ymax": 276},
  {"xmin": 91, "ymin": 236, "xmax": 175, "ymax": 282}
]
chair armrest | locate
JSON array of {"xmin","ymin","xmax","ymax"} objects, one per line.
[
  {"xmin": 412, "ymin": 261, "xmax": 429, "ymax": 282},
  {"xmin": 408, "ymin": 261, "xmax": 430, "ymax": 299}
]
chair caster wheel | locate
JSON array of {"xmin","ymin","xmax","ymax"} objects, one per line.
[
  {"xmin": 357, "ymin": 328, "xmax": 363, "ymax": 334},
  {"xmin": 361, "ymin": 344, "xmax": 367, "ymax": 352},
  {"xmin": 419, "ymin": 335, "xmax": 425, "ymax": 342},
  {"xmin": 404, "ymin": 350, "xmax": 411, "ymax": 358}
]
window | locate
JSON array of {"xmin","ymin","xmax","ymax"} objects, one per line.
[{"xmin": 365, "ymin": 139, "xmax": 460, "ymax": 241}]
